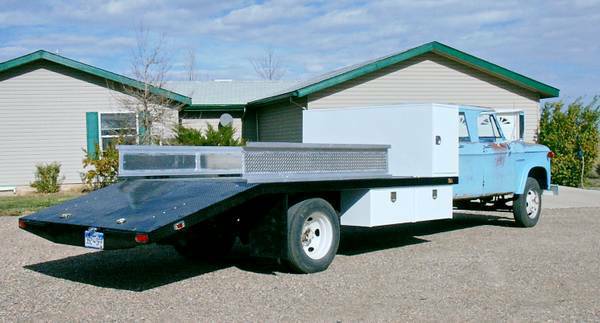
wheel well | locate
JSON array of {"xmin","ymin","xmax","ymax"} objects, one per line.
[
  {"xmin": 528, "ymin": 167, "xmax": 548, "ymax": 189},
  {"xmin": 288, "ymin": 192, "xmax": 341, "ymax": 214}
]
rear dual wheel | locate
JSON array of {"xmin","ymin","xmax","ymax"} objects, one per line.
[{"xmin": 286, "ymin": 198, "xmax": 340, "ymax": 274}]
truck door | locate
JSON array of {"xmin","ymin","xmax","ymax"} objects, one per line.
[
  {"xmin": 454, "ymin": 112, "xmax": 484, "ymax": 198},
  {"xmin": 478, "ymin": 113, "xmax": 514, "ymax": 195}
]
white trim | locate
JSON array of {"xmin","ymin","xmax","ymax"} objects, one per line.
[
  {"xmin": 98, "ymin": 112, "xmax": 139, "ymax": 151},
  {"xmin": 0, "ymin": 186, "xmax": 16, "ymax": 193}
]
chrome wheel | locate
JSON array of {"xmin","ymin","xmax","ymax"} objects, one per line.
[
  {"xmin": 525, "ymin": 189, "xmax": 540, "ymax": 219},
  {"xmin": 300, "ymin": 211, "xmax": 334, "ymax": 260}
]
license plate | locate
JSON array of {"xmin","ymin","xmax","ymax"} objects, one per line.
[{"xmin": 84, "ymin": 228, "xmax": 104, "ymax": 250}]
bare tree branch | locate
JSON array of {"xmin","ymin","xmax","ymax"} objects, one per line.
[
  {"xmin": 184, "ymin": 48, "xmax": 198, "ymax": 81},
  {"xmin": 250, "ymin": 48, "xmax": 285, "ymax": 80},
  {"xmin": 113, "ymin": 25, "xmax": 183, "ymax": 145}
]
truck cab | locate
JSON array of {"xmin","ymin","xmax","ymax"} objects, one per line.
[{"xmin": 454, "ymin": 106, "xmax": 554, "ymax": 227}]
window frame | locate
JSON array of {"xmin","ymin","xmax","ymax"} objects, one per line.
[
  {"xmin": 477, "ymin": 113, "xmax": 503, "ymax": 142},
  {"xmin": 98, "ymin": 112, "xmax": 139, "ymax": 151},
  {"xmin": 458, "ymin": 112, "xmax": 471, "ymax": 142}
]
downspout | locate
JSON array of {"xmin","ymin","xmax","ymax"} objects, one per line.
[{"xmin": 255, "ymin": 107, "xmax": 259, "ymax": 141}]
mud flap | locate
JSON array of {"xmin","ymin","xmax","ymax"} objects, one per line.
[{"xmin": 246, "ymin": 194, "xmax": 289, "ymax": 262}]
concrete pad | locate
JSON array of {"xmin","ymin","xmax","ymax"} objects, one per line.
[{"xmin": 543, "ymin": 186, "xmax": 600, "ymax": 209}]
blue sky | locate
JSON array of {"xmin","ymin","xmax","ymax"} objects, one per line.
[{"xmin": 1, "ymin": 0, "xmax": 599, "ymax": 101}]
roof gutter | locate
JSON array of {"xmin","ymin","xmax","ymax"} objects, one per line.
[
  {"xmin": 184, "ymin": 104, "xmax": 246, "ymax": 112},
  {"xmin": 248, "ymin": 90, "xmax": 300, "ymax": 106}
]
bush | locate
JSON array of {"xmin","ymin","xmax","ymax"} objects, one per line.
[
  {"xmin": 538, "ymin": 98, "xmax": 600, "ymax": 187},
  {"xmin": 31, "ymin": 162, "xmax": 63, "ymax": 193},
  {"xmin": 172, "ymin": 123, "xmax": 244, "ymax": 146},
  {"xmin": 82, "ymin": 142, "xmax": 120, "ymax": 191},
  {"xmin": 172, "ymin": 125, "xmax": 204, "ymax": 145}
]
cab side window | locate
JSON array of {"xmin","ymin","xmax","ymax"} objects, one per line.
[
  {"xmin": 478, "ymin": 114, "xmax": 502, "ymax": 142},
  {"xmin": 458, "ymin": 112, "xmax": 470, "ymax": 142}
]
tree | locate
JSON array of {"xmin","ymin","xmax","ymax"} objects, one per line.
[
  {"xmin": 250, "ymin": 48, "xmax": 285, "ymax": 80},
  {"xmin": 538, "ymin": 97, "xmax": 600, "ymax": 187},
  {"xmin": 184, "ymin": 48, "xmax": 198, "ymax": 81},
  {"xmin": 116, "ymin": 26, "xmax": 183, "ymax": 145}
]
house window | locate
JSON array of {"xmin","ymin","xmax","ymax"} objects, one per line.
[{"xmin": 99, "ymin": 112, "xmax": 137, "ymax": 150}]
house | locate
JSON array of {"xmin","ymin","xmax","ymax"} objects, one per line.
[
  {"xmin": 0, "ymin": 41, "xmax": 559, "ymax": 192},
  {"xmin": 0, "ymin": 50, "xmax": 190, "ymax": 190},
  {"xmin": 165, "ymin": 79, "xmax": 296, "ymax": 137},
  {"xmin": 0, "ymin": 51, "xmax": 293, "ymax": 191},
  {"xmin": 243, "ymin": 42, "xmax": 559, "ymax": 143}
]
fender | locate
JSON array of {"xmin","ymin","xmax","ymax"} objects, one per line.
[{"xmin": 515, "ymin": 160, "xmax": 551, "ymax": 194}]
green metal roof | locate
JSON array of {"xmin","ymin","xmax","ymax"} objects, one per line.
[
  {"xmin": 250, "ymin": 41, "xmax": 559, "ymax": 105},
  {"xmin": 0, "ymin": 50, "xmax": 192, "ymax": 105}
]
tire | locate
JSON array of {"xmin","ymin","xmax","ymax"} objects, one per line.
[
  {"xmin": 513, "ymin": 177, "xmax": 542, "ymax": 227},
  {"xmin": 173, "ymin": 222, "xmax": 235, "ymax": 261},
  {"xmin": 286, "ymin": 198, "xmax": 340, "ymax": 274}
]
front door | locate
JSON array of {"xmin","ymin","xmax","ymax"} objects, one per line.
[
  {"xmin": 454, "ymin": 112, "xmax": 484, "ymax": 198},
  {"xmin": 478, "ymin": 113, "xmax": 514, "ymax": 195}
]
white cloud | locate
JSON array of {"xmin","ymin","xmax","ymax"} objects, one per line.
[{"xmin": 0, "ymin": 0, "xmax": 599, "ymax": 97}]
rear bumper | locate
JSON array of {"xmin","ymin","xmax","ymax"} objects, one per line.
[{"xmin": 19, "ymin": 219, "xmax": 146, "ymax": 250}]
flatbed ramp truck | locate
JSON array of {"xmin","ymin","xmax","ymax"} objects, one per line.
[{"xmin": 20, "ymin": 104, "xmax": 477, "ymax": 273}]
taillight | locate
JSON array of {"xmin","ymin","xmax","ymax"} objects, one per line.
[
  {"xmin": 547, "ymin": 151, "xmax": 556, "ymax": 159},
  {"xmin": 135, "ymin": 233, "xmax": 150, "ymax": 244},
  {"xmin": 18, "ymin": 219, "xmax": 26, "ymax": 229}
]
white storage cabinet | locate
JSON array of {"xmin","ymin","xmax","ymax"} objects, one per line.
[{"xmin": 303, "ymin": 104, "xmax": 458, "ymax": 227}]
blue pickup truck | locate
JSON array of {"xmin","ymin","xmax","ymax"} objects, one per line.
[{"xmin": 454, "ymin": 106, "xmax": 554, "ymax": 227}]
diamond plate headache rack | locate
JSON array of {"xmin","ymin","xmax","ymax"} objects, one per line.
[
  {"xmin": 242, "ymin": 142, "xmax": 390, "ymax": 183},
  {"xmin": 117, "ymin": 142, "xmax": 390, "ymax": 183}
]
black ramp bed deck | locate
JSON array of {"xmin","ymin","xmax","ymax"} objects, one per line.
[{"xmin": 21, "ymin": 178, "xmax": 258, "ymax": 249}]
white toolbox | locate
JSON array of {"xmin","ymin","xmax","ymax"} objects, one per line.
[
  {"xmin": 340, "ymin": 185, "xmax": 453, "ymax": 227},
  {"xmin": 303, "ymin": 103, "xmax": 459, "ymax": 177}
]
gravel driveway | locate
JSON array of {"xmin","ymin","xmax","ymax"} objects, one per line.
[{"xmin": 1, "ymin": 207, "xmax": 599, "ymax": 321}]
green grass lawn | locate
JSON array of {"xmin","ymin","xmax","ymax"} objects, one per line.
[{"xmin": 0, "ymin": 193, "xmax": 82, "ymax": 216}]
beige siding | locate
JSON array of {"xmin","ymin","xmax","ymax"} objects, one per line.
[
  {"xmin": 308, "ymin": 53, "xmax": 541, "ymax": 142},
  {"xmin": 180, "ymin": 111, "xmax": 243, "ymax": 139},
  {"xmin": 0, "ymin": 63, "xmax": 176, "ymax": 186},
  {"xmin": 181, "ymin": 117, "xmax": 242, "ymax": 139},
  {"xmin": 257, "ymin": 101, "xmax": 303, "ymax": 142}
]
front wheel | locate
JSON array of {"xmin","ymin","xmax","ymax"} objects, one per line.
[
  {"xmin": 512, "ymin": 177, "xmax": 542, "ymax": 227},
  {"xmin": 286, "ymin": 198, "xmax": 340, "ymax": 274}
]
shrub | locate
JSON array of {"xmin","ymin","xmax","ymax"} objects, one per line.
[
  {"xmin": 172, "ymin": 125, "xmax": 204, "ymax": 145},
  {"xmin": 172, "ymin": 123, "xmax": 244, "ymax": 146},
  {"xmin": 538, "ymin": 97, "xmax": 600, "ymax": 187},
  {"xmin": 82, "ymin": 142, "xmax": 120, "ymax": 191},
  {"xmin": 31, "ymin": 162, "xmax": 63, "ymax": 193}
]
